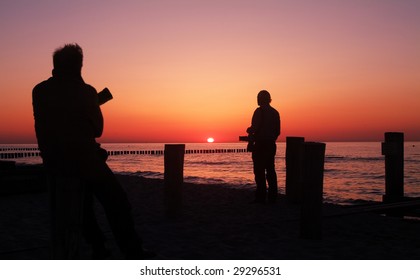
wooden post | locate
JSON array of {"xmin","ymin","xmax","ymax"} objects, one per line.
[
  {"xmin": 300, "ymin": 142, "xmax": 326, "ymax": 240},
  {"xmin": 381, "ymin": 132, "xmax": 404, "ymax": 203},
  {"xmin": 285, "ymin": 137, "xmax": 305, "ymax": 203},
  {"xmin": 164, "ymin": 144, "xmax": 185, "ymax": 218}
]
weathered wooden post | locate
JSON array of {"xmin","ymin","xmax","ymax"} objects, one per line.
[
  {"xmin": 300, "ymin": 142, "xmax": 326, "ymax": 240},
  {"xmin": 285, "ymin": 137, "xmax": 305, "ymax": 203},
  {"xmin": 164, "ymin": 144, "xmax": 185, "ymax": 218},
  {"xmin": 381, "ymin": 132, "xmax": 404, "ymax": 204}
]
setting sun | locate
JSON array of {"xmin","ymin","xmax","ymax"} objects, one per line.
[{"xmin": 207, "ymin": 138, "xmax": 215, "ymax": 143}]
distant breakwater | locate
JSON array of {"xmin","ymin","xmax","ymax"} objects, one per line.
[{"xmin": 0, "ymin": 147, "xmax": 248, "ymax": 159}]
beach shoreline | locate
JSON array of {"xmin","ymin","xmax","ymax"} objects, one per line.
[{"xmin": 1, "ymin": 165, "xmax": 420, "ymax": 260}]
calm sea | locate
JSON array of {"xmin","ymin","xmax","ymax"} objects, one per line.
[{"xmin": 2, "ymin": 142, "xmax": 420, "ymax": 205}]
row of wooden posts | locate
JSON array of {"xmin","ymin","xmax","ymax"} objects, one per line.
[
  {"xmin": 164, "ymin": 132, "xmax": 406, "ymax": 240},
  {"xmin": 108, "ymin": 148, "xmax": 248, "ymax": 155},
  {"xmin": 0, "ymin": 147, "xmax": 38, "ymax": 151},
  {"xmin": 0, "ymin": 148, "xmax": 248, "ymax": 159}
]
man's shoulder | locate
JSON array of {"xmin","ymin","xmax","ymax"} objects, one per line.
[
  {"xmin": 33, "ymin": 77, "xmax": 52, "ymax": 89},
  {"xmin": 269, "ymin": 105, "xmax": 280, "ymax": 115},
  {"xmin": 33, "ymin": 78, "xmax": 55, "ymax": 95},
  {"xmin": 82, "ymin": 82, "xmax": 97, "ymax": 94},
  {"xmin": 267, "ymin": 106, "xmax": 280, "ymax": 121},
  {"xmin": 260, "ymin": 105, "xmax": 279, "ymax": 114},
  {"xmin": 253, "ymin": 107, "xmax": 263, "ymax": 116}
]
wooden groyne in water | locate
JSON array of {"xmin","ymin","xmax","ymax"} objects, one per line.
[
  {"xmin": 0, "ymin": 147, "xmax": 248, "ymax": 159},
  {"xmin": 0, "ymin": 152, "xmax": 41, "ymax": 159},
  {"xmin": 0, "ymin": 147, "xmax": 39, "ymax": 151},
  {"xmin": 108, "ymin": 148, "xmax": 248, "ymax": 156},
  {"xmin": 0, "ymin": 147, "xmax": 40, "ymax": 159}
]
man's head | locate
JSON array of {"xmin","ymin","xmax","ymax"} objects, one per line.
[
  {"xmin": 53, "ymin": 43, "xmax": 83, "ymax": 76},
  {"xmin": 257, "ymin": 90, "xmax": 271, "ymax": 106}
]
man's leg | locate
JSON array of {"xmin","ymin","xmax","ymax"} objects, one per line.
[
  {"xmin": 83, "ymin": 159, "xmax": 144, "ymax": 259},
  {"xmin": 82, "ymin": 186, "xmax": 109, "ymax": 259},
  {"xmin": 265, "ymin": 143, "xmax": 278, "ymax": 203},
  {"xmin": 253, "ymin": 149, "xmax": 267, "ymax": 203}
]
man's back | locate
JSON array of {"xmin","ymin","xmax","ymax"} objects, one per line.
[
  {"xmin": 32, "ymin": 75, "xmax": 103, "ymax": 170},
  {"xmin": 252, "ymin": 105, "xmax": 281, "ymax": 143}
]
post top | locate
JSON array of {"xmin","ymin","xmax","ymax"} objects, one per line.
[
  {"xmin": 164, "ymin": 144, "xmax": 186, "ymax": 151},
  {"xmin": 286, "ymin": 136, "xmax": 305, "ymax": 140},
  {"xmin": 164, "ymin": 144, "xmax": 186, "ymax": 147},
  {"xmin": 384, "ymin": 132, "xmax": 404, "ymax": 142},
  {"xmin": 304, "ymin": 142, "xmax": 326, "ymax": 147}
]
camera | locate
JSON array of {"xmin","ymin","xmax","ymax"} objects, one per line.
[
  {"xmin": 240, "ymin": 135, "xmax": 255, "ymax": 152},
  {"xmin": 98, "ymin": 88, "xmax": 113, "ymax": 105}
]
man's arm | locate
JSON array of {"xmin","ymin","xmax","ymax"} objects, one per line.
[
  {"xmin": 275, "ymin": 111, "xmax": 281, "ymax": 139},
  {"xmin": 86, "ymin": 86, "xmax": 104, "ymax": 138},
  {"xmin": 247, "ymin": 108, "xmax": 262, "ymax": 135}
]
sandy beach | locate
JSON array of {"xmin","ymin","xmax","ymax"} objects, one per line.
[{"xmin": 1, "ymin": 166, "xmax": 420, "ymax": 260}]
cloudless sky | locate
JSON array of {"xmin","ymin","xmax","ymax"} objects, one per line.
[{"xmin": 1, "ymin": 0, "xmax": 419, "ymax": 143}]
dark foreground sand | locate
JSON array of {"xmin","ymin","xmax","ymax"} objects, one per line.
[{"xmin": 1, "ymin": 170, "xmax": 420, "ymax": 260}]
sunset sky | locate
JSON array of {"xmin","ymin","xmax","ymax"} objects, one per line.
[{"xmin": 1, "ymin": 0, "xmax": 419, "ymax": 143}]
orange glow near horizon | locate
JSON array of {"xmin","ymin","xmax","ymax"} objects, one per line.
[{"xmin": 1, "ymin": 1, "xmax": 420, "ymax": 144}]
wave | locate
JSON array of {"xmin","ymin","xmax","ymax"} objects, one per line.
[
  {"xmin": 326, "ymin": 156, "xmax": 345, "ymax": 159},
  {"xmin": 326, "ymin": 156, "xmax": 383, "ymax": 162},
  {"xmin": 324, "ymin": 168, "xmax": 342, "ymax": 173},
  {"xmin": 186, "ymin": 160, "xmax": 232, "ymax": 166},
  {"xmin": 184, "ymin": 175, "xmax": 228, "ymax": 185},
  {"xmin": 117, "ymin": 170, "xmax": 163, "ymax": 179}
]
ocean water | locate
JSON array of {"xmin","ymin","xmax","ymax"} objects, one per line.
[{"xmin": 2, "ymin": 142, "xmax": 420, "ymax": 205}]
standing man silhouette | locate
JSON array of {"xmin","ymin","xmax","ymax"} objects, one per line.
[
  {"xmin": 246, "ymin": 90, "xmax": 281, "ymax": 203},
  {"xmin": 32, "ymin": 43, "xmax": 151, "ymax": 259}
]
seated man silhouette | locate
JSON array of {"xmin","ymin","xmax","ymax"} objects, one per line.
[{"xmin": 32, "ymin": 43, "xmax": 151, "ymax": 259}]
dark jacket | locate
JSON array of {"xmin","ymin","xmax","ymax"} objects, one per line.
[
  {"xmin": 32, "ymin": 74, "xmax": 103, "ymax": 171},
  {"xmin": 248, "ymin": 105, "xmax": 280, "ymax": 143}
]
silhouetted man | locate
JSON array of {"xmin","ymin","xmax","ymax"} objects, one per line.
[
  {"xmin": 246, "ymin": 90, "xmax": 280, "ymax": 203},
  {"xmin": 32, "ymin": 43, "xmax": 148, "ymax": 259}
]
